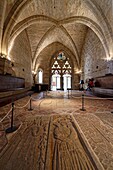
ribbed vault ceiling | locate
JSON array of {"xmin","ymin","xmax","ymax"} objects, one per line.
[
  {"xmin": 25, "ymin": 22, "xmax": 88, "ymax": 68},
  {"xmin": 16, "ymin": 0, "xmax": 97, "ymax": 22},
  {"xmin": 4, "ymin": 0, "xmax": 112, "ymax": 70}
]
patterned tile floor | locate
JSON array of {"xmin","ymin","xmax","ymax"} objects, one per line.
[{"xmin": 0, "ymin": 90, "xmax": 113, "ymax": 169}]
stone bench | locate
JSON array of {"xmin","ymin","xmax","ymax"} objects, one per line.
[
  {"xmin": 92, "ymin": 74, "xmax": 113, "ymax": 97},
  {"xmin": 92, "ymin": 87, "xmax": 113, "ymax": 97},
  {"xmin": 0, "ymin": 87, "xmax": 31, "ymax": 99},
  {"xmin": 0, "ymin": 74, "xmax": 25, "ymax": 92},
  {"xmin": 0, "ymin": 87, "xmax": 33, "ymax": 107}
]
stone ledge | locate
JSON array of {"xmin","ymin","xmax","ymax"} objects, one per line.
[
  {"xmin": 0, "ymin": 87, "xmax": 31, "ymax": 99},
  {"xmin": 92, "ymin": 87, "xmax": 113, "ymax": 97}
]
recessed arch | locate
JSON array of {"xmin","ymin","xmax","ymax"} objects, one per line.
[
  {"xmin": 49, "ymin": 49, "xmax": 74, "ymax": 70},
  {"xmin": 34, "ymin": 42, "xmax": 78, "ymax": 73}
]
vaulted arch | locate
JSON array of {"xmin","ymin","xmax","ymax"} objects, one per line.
[
  {"xmin": 8, "ymin": 15, "xmax": 110, "ymax": 71},
  {"xmin": 34, "ymin": 42, "xmax": 79, "ymax": 73},
  {"xmin": 2, "ymin": 0, "xmax": 113, "ymax": 60}
]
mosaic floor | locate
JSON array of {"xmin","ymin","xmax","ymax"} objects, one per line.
[{"xmin": 0, "ymin": 90, "xmax": 113, "ymax": 170}]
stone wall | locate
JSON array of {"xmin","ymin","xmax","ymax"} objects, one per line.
[
  {"xmin": 81, "ymin": 28, "xmax": 109, "ymax": 88},
  {"xmin": 9, "ymin": 30, "xmax": 32, "ymax": 87},
  {"xmin": 0, "ymin": 74, "xmax": 25, "ymax": 91}
]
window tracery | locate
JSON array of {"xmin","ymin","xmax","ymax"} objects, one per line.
[{"xmin": 51, "ymin": 51, "xmax": 72, "ymax": 90}]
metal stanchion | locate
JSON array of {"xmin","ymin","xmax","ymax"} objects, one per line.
[
  {"xmin": 80, "ymin": 94, "xmax": 86, "ymax": 111},
  {"xmin": 67, "ymin": 88, "xmax": 72, "ymax": 99},
  {"xmin": 43, "ymin": 91, "xmax": 45, "ymax": 98},
  {"xmin": 68, "ymin": 89, "xmax": 69, "ymax": 99},
  {"xmin": 71, "ymin": 89, "xmax": 72, "ymax": 96},
  {"xmin": 28, "ymin": 94, "xmax": 33, "ymax": 111},
  {"xmin": 6, "ymin": 102, "xmax": 18, "ymax": 133},
  {"xmin": 46, "ymin": 89, "xmax": 47, "ymax": 97}
]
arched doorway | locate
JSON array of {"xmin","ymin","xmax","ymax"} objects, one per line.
[{"xmin": 50, "ymin": 52, "xmax": 72, "ymax": 91}]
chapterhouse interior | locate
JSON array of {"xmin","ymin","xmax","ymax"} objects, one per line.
[{"xmin": 0, "ymin": 1, "xmax": 113, "ymax": 169}]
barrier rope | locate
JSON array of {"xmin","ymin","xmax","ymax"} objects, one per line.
[
  {"xmin": 0, "ymin": 107, "xmax": 12, "ymax": 123},
  {"xmin": 38, "ymin": 99, "xmax": 45, "ymax": 110},
  {"xmin": 29, "ymin": 96, "xmax": 43, "ymax": 110},
  {"xmin": 15, "ymin": 95, "xmax": 44, "ymax": 110},
  {"xmin": 31, "ymin": 96, "xmax": 42, "ymax": 101},
  {"xmin": 30, "ymin": 95, "xmax": 53, "ymax": 111},
  {"xmin": 15, "ymin": 98, "xmax": 31, "ymax": 109},
  {"xmin": 83, "ymin": 96, "xmax": 113, "ymax": 100},
  {"xmin": 71, "ymin": 95, "xmax": 113, "ymax": 100},
  {"xmin": 71, "ymin": 96, "xmax": 82, "ymax": 99},
  {"xmin": 0, "ymin": 93, "xmax": 47, "ymax": 133},
  {"xmin": 1, "ymin": 91, "xmax": 113, "ymax": 125}
]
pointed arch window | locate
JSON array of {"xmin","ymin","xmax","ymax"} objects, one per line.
[
  {"xmin": 51, "ymin": 51, "xmax": 72, "ymax": 90},
  {"xmin": 38, "ymin": 69, "xmax": 43, "ymax": 84}
]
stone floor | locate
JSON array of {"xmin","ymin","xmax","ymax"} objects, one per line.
[{"xmin": 0, "ymin": 90, "xmax": 113, "ymax": 170}]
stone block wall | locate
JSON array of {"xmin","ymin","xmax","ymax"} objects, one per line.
[
  {"xmin": 9, "ymin": 30, "xmax": 32, "ymax": 87},
  {"xmin": 0, "ymin": 74, "xmax": 25, "ymax": 91},
  {"xmin": 95, "ymin": 75, "xmax": 113, "ymax": 89},
  {"xmin": 81, "ymin": 28, "xmax": 109, "ymax": 88}
]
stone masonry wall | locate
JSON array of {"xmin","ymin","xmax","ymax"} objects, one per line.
[
  {"xmin": 10, "ymin": 30, "xmax": 32, "ymax": 87},
  {"xmin": 81, "ymin": 28, "xmax": 110, "ymax": 88}
]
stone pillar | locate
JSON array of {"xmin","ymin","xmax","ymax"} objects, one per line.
[
  {"xmin": 60, "ymin": 76, "xmax": 63, "ymax": 90},
  {"xmin": 0, "ymin": 0, "xmax": 7, "ymax": 54}
]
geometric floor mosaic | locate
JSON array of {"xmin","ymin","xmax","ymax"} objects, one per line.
[{"xmin": 0, "ymin": 90, "xmax": 113, "ymax": 170}]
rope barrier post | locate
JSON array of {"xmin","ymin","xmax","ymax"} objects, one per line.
[
  {"xmin": 6, "ymin": 102, "xmax": 18, "ymax": 133},
  {"xmin": 43, "ymin": 91, "xmax": 45, "ymax": 98},
  {"xmin": 68, "ymin": 88, "xmax": 69, "ymax": 99},
  {"xmin": 80, "ymin": 94, "xmax": 86, "ymax": 111},
  {"xmin": 46, "ymin": 89, "xmax": 47, "ymax": 96},
  {"xmin": 28, "ymin": 94, "xmax": 33, "ymax": 111}
]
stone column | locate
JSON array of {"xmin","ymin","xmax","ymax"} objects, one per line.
[
  {"xmin": 60, "ymin": 76, "xmax": 63, "ymax": 90},
  {"xmin": 0, "ymin": 0, "xmax": 7, "ymax": 54}
]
